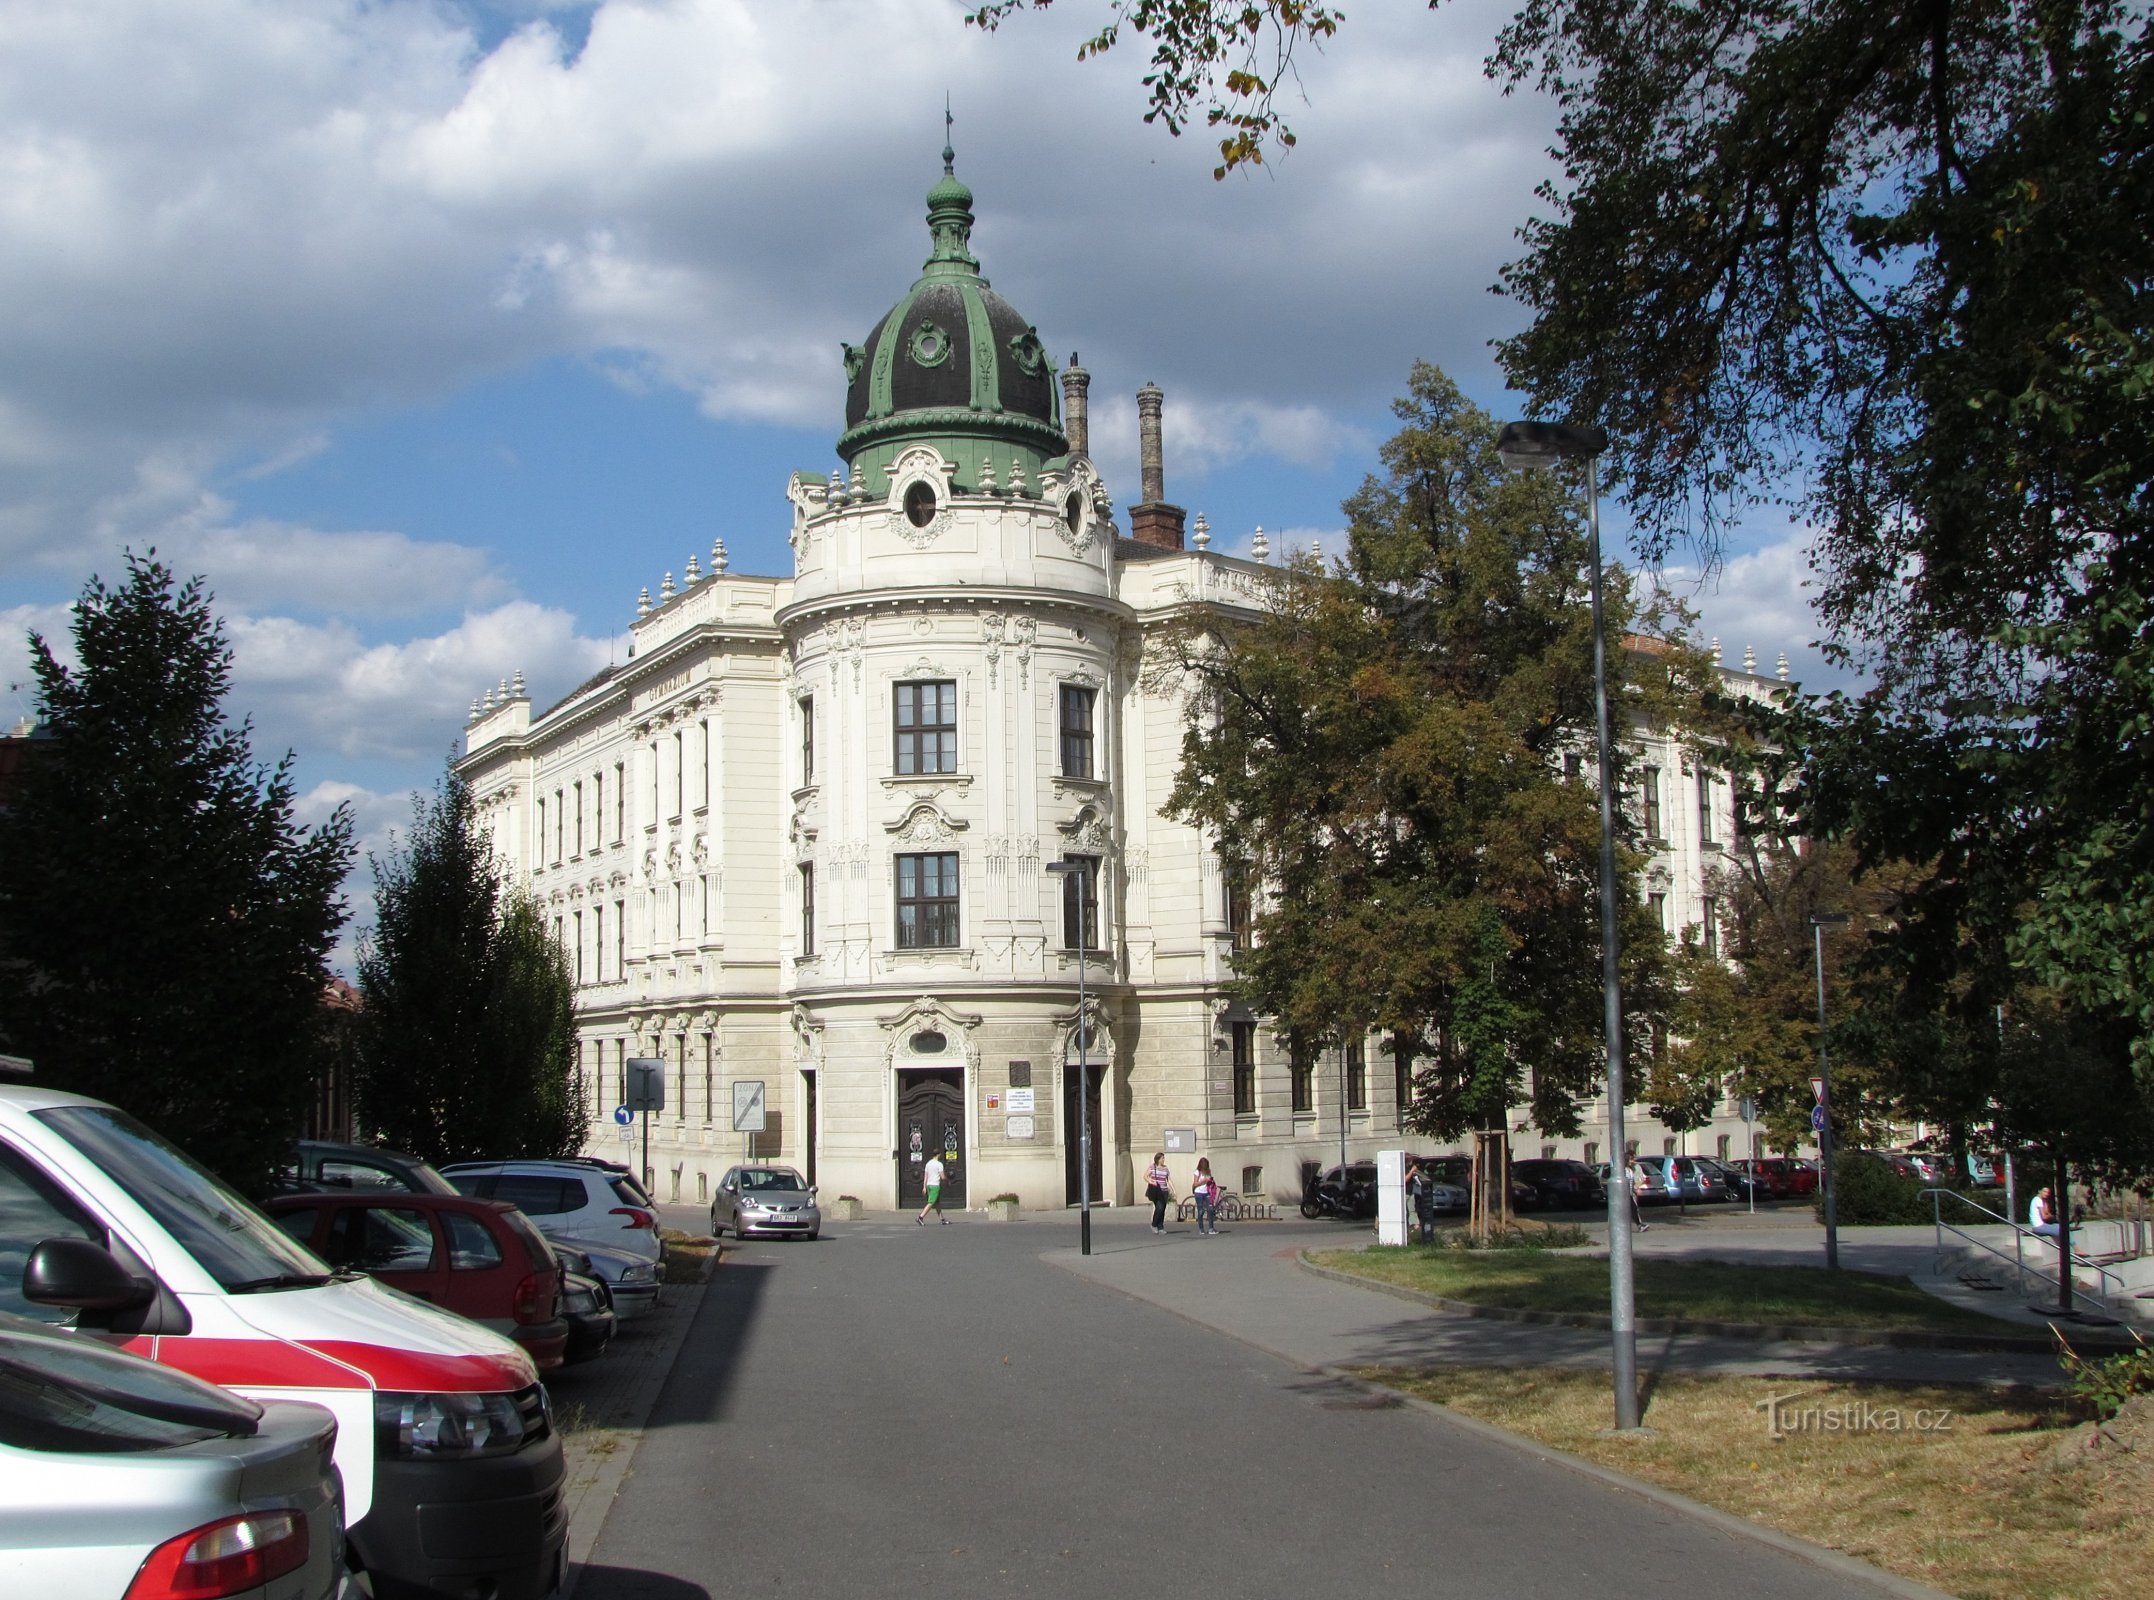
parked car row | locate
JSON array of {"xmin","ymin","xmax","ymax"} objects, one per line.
[{"xmin": 1, "ymin": 1078, "xmax": 569, "ymax": 1599}]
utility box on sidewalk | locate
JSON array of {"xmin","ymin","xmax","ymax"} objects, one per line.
[{"xmin": 1376, "ymin": 1150, "xmax": 1408, "ymax": 1246}]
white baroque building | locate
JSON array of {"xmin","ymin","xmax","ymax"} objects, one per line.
[{"xmin": 457, "ymin": 156, "xmax": 1798, "ymax": 1212}]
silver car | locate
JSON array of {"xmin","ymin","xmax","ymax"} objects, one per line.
[
  {"xmin": 710, "ymin": 1166, "xmax": 821, "ymax": 1241},
  {"xmin": 0, "ymin": 1312, "xmax": 348, "ymax": 1599}
]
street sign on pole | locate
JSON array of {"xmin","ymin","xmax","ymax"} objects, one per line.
[
  {"xmin": 732, "ymin": 1080, "xmax": 766, "ymax": 1133},
  {"xmin": 613, "ymin": 1105, "xmax": 633, "ymax": 1127},
  {"xmin": 1809, "ymin": 1077, "xmax": 1826, "ymax": 1104},
  {"xmin": 1739, "ymin": 1095, "xmax": 1757, "ymax": 1124},
  {"xmin": 626, "ymin": 1058, "xmax": 667, "ymax": 1114},
  {"xmin": 1811, "ymin": 1103, "xmax": 1828, "ymax": 1133}
]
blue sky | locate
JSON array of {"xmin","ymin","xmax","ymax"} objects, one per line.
[{"xmin": 0, "ymin": 0, "xmax": 1833, "ymax": 955}]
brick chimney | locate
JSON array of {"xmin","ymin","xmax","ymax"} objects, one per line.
[
  {"xmin": 1126, "ymin": 381, "xmax": 1187, "ymax": 551},
  {"xmin": 1060, "ymin": 354, "xmax": 1090, "ymax": 458}
]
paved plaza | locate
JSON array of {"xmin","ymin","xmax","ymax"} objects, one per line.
[{"xmin": 560, "ymin": 1205, "xmax": 1998, "ymax": 1599}]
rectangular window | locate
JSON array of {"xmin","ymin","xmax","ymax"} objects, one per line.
[
  {"xmin": 535, "ymin": 797, "xmax": 546, "ymax": 864},
  {"xmin": 1700, "ymin": 895, "xmax": 1719, "ymax": 958},
  {"xmin": 1697, "ymin": 766, "xmax": 1716, "ymax": 844},
  {"xmin": 614, "ymin": 899, "xmax": 625, "ymax": 974},
  {"xmin": 1583, "ymin": 1140, "xmax": 1599, "ymax": 1167},
  {"xmin": 894, "ymin": 680, "xmax": 958, "ymax": 775},
  {"xmin": 1648, "ymin": 891, "xmax": 1667, "ymax": 932},
  {"xmin": 573, "ymin": 911, "xmax": 583, "ymax": 986},
  {"xmin": 1290, "ymin": 1048, "xmax": 1314, "ymax": 1115},
  {"xmin": 614, "ymin": 763, "xmax": 625, "ymax": 840},
  {"xmin": 1240, "ymin": 1165, "xmax": 1262, "ymax": 1197},
  {"xmin": 704, "ymin": 1035, "xmax": 714, "ymax": 1125},
  {"xmin": 1059, "ymin": 855, "xmax": 1100, "ymax": 952},
  {"xmin": 1345, "ymin": 1041, "xmax": 1367, "ymax": 1111},
  {"xmin": 1223, "ymin": 857, "xmax": 1253, "ymax": 951},
  {"xmin": 1716, "ymin": 1133, "xmax": 1731, "ymax": 1160},
  {"xmin": 895, "ymin": 851, "xmax": 960, "ymax": 948},
  {"xmin": 594, "ymin": 904, "xmax": 605, "ymax": 983},
  {"xmin": 1058, "ymin": 684, "xmax": 1096, "ymax": 779},
  {"xmin": 800, "ymin": 697, "xmax": 815, "ymax": 787},
  {"xmin": 593, "ymin": 771, "xmax": 603, "ymax": 849},
  {"xmin": 573, "ymin": 782, "xmax": 583, "ymax": 857},
  {"xmin": 1395, "ymin": 1052, "xmax": 1411, "ymax": 1115},
  {"xmin": 1641, "ymin": 766, "xmax": 1663, "ymax": 839},
  {"xmin": 553, "ymin": 789, "xmax": 564, "ymax": 864},
  {"xmin": 799, "ymin": 864, "xmax": 815, "ymax": 956},
  {"xmin": 672, "ymin": 731, "xmax": 683, "ymax": 817},
  {"xmin": 1563, "ymin": 750, "xmax": 1583, "ymax": 781},
  {"xmin": 1231, "ymin": 1022, "xmax": 1256, "ymax": 1115}
]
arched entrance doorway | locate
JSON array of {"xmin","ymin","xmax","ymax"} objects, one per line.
[{"xmin": 896, "ymin": 1069, "xmax": 965, "ymax": 1210}]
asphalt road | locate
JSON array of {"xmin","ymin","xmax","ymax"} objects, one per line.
[{"xmin": 574, "ymin": 1214, "xmax": 1912, "ymax": 1600}]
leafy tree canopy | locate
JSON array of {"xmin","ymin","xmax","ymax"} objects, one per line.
[
  {"xmin": 355, "ymin": 767, "xmax": 587, "ymax": 1165},
  {"xmin": 1157, "ymin": 363, "xmax": 1698, "ymax": 1141},
  {"xmin": 0, "ymin": 553, "xmax": 353, "ymax": 1190}
]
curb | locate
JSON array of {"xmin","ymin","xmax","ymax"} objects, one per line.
[
  {"xmin": 1295, "ymin": 1250, "xmax": 2140, "ymax": 1355},
  {"xmin": 1312, "ymin": 1364, "xmax": 1959, "ymax": 1600}
]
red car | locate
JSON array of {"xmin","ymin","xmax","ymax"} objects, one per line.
[
  {"xmin": 267, "ymin": 1190, "xmax": 570, "ymax": 1371},
  {"xmin": 1735, "ymin": 1157, "xmax": 1819, "ymax": 1197}
]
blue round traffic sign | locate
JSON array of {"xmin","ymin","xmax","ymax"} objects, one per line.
[
  {"xmin": 614, "ymin": 1105, "xmax": 633, "ymax": 1126},
  {"xmin": 1810, "ymin": 1104, "xmax": 1828, "ymax": 1132}
]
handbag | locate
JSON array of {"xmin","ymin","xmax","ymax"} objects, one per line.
[{"xmin": 1145, "ymin": 1183, "xmax": 1166, "ymax": 1203}]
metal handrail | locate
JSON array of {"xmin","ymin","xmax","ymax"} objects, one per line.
[{"xmin": 1924, "ymin": 1187, "xmax": 2127, "ymax": 1311}]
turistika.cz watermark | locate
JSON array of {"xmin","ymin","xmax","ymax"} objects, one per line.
[{"xmin": 1757, "ymin": 1394, "xmax": 1954, "ymax": 1440}]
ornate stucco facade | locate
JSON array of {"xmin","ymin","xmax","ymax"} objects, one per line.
[{"xmin": 456, "ymin": 158, "xmax": 1799, "ymax": 1212}]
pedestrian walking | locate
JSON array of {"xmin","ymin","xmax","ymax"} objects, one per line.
[
  {"xmin": 1191, "ymin": 1158, "xmax": 1222, "ymax": 1235},
  {"xmin": 1145, "ymin": 1152, "xmax": 1173, "ymax": 1232},
  {"xmin": 1406, "ymin": 1160, "xmax": 1437, "ymax": 1244},
  {"xmin": 1625, "ymin": 1156, "xmax": 1648, "ymax": 1233},
  {"xmin": 917, "ymin": 1153, "xmax": 949, "ymax": 1224}
]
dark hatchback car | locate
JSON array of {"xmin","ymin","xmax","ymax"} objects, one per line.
[
  {"xmin": 1511, "ymin": 1158, "xmax": 1608, "ymax": 1211},
  {"xmin": 267, "ymin": 1191, "xmax": 570, "ymax": 1372},
  {"xmin": 1411, "ymin": 1155, "xmax": 1540, "ymax": 1214},
  {"xmin": 270, "ymin": 1139, "xmax": 458, "ymax": 1198}
]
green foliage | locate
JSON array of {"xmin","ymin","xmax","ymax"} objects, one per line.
[
  {"xmin": 2058, "ymin": 1332, "xmax": 2154, "ymax": 1422},
  {"xmin": 1157, "ymin": 363, "xmax": 1690, "ymax": 1142},
  {"xmin": 1823, "ymin": 1151, "xmax": 1937, "ymax": 1226},
  {"xmin": 0, "ymin": 554, "xmax": 353, "ymax": 1191},
  {"xmin": 966, "ymin": 0, "xmax": 1340, "ymax": 176},
  {"xmin": 355, "ymin": 767, "xmax": 588, "ymax": 1164}
]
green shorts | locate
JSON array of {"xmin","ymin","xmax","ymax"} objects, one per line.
[{"xmin": 924, "ymin": 1185, "xmax": 942, "ymax": 1206}]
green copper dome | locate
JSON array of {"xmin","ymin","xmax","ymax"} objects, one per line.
[{"xmin": 837, "ymin": 151, "xmax": 1065, "ymax": 495}]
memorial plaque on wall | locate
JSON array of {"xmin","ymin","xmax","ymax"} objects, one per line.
[
  {"xmin": 1008, "ymin": 1061, "xmax": 1032, "ymax": 1087},
  {"xmin": 1007, "ymin": 1116, "xmax": 1035, "ymax": 1140}
]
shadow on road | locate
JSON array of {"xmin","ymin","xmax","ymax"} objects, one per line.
[
  {"xmin": 573, "ymin": 1565, "xmax": 712, "ymax": 1599},
  {"xmin": 640, "ymin": 1254, "xmax": 774, "ymax": 1430}
]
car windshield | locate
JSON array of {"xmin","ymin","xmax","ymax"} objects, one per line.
[
  {"xmin": 740, "ymin": 1170, "xmax": 805, "ymax": 1192},
  {"xmin": 37, "ymin": 1106, "xmax": 330, "ymax": 1291}
]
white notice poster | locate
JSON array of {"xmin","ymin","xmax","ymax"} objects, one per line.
[{"xmin": 1006, "ymin": 1116, "xmax": 1035, "ymax": 1140}]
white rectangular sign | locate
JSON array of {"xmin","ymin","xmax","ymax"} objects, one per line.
[
  {"xmin": 732, "ymin": 1079, "xmax": 766, "ymax": 1133},
  {"xmin": 1006, "ymin": 1116, "xmax": 1035, "ymax": 1140},
  {"xmin": 1006, "ymin": 1088, "xmax": 1035, "ymax": 1114},
  {"xmin": 1162, "ymin": 1127, "xmax": 1196, "ymax": 1153}
]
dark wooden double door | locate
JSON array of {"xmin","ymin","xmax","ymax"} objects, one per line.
[
  {"xmin": 896, "ymin": 1071, "xmax": 965, "ymax": 1209},
  {"xmin": 1064, "ymin": 1063, "xmax": 1104, "ymax": 1206}
]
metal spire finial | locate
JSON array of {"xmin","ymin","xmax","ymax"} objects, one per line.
[{"xmin": 943, "ymin": 97, "xmax": 954, "ymax": 173}]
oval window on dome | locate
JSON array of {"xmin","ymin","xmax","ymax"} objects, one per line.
[
  {"xmin": 1063, "ymin": 490, "xmax": 1085, "ymax": 537},
  {"xmin": 911, "ymin": 1030, "xmax": 948, "ymax": 1055},
  {"xmin": 909, "ymin": 321, "xmax": 950, "ymax": 368},
  {"xmin": 904, "ymin": 481, "xmax": 939, "ymax": 529}
]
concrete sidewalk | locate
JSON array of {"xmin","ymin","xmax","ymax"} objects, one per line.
[{"xmin": 1035, "ymin": 1206, "xmax": 2072, "ymax": 1387}]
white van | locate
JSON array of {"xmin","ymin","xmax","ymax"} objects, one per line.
[{"xmin": 0, "ymin": 1081, "xmax": 567, "ymax": 1599}]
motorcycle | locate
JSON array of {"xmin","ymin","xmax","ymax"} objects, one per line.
[{"xmin": 1300, "ymin": 1171, "xmax": 1375, "ymax": 1220}]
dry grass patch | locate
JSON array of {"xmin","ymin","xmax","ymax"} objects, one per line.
[
  {"xmin": 657, "ymin": 1227, "xmax": 719, "ymax": 1284},
  {"xmin": 1312, "ymin": 1246, "xmax": 2028, "ymax": 1335},
  {"xmin": 1363, "ymin": 1366, "xmax": 2148, "ymax": 1600}
]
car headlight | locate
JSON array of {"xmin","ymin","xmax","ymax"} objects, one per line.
[
  {"xmin": 619, "ymin": 1263, "xmax": 657, "ymax": 1284},
  {"xmin": 374, "ymin": 1390, "xmax": 535, "ymax": 1459}
]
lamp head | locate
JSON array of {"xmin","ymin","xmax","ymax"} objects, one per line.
[{"xmin": 1495, "ymin": 420, "xmax": 1609, "ymax": 470}]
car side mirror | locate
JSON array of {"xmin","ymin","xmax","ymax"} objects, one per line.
[{"xmin": 23, "ymin": 1237, "xmax": 155, "ymax": 1312}]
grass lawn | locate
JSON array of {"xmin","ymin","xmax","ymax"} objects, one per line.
[
  {"xmin": 1311, "ymin": 1246, "xmax": 2031, "ymax": 1335},
  {"xmin": 1359, "ymin": 1366, "xmax": 2143, "ymax": 1600}
]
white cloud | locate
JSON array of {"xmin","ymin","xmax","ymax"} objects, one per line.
[
  {"xmin": 229, "ymin": 600, "xmax": 610, "ymax": 762},
  {"xmin": 161, "ymin": 515, "xmax": 510, "ymax": 619},
  {"xmin": 1651, "ymin": 534, "xmax": 1868, "ymax": 695}
]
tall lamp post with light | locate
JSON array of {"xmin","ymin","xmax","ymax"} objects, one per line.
[
  {"xmin": 1494, "ymin": 419, "xmax": 1639, "ymax": 1431},
  {"xmin": 1810, "ymin": 911, "xmax": 1851, "ymax": 1270},
  {"xmin": 1046, "ymin": 856, "xmax": 1097, "ymax": 1257}
]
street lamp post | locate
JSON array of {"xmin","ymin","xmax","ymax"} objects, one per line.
[
  {"xmin": 1810, "ymin": 911, "xmax": 1851, "ymax": 1270},
  {"xmin": 1046, "ymin": 857, "xmax": 1095, "ymax": 1256},
  {"xmin": 1494, "ymin": 420, "xmax": 1639, "ymax": 1431}
]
